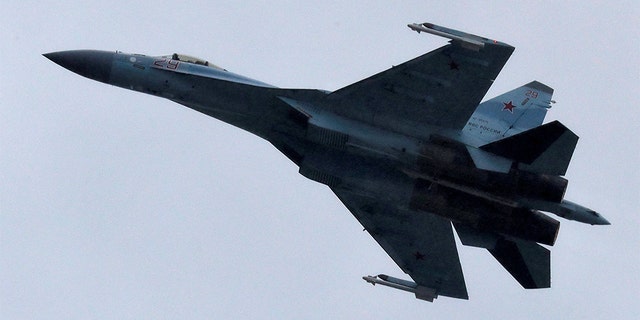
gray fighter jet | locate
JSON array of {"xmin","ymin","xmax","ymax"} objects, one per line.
[{"xmin": 44, "ymin": 22, "xmax": 609, "ymax": 302}]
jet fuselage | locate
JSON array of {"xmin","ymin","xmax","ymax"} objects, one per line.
[
  {"xmin": 44, "ymin": 50, "xmax": 607, "ymax": 240},
  {"xmin": 44, "ymin": 30, "xmax": 609, "ymax": 300}
]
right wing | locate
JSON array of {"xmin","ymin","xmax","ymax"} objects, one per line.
[
  {"xmin": 326, "ymin": 23, "xmax": 514, "ymax": 135},
  {"xmin": 332, "ymin": 188, "xmax": 468, "ymax": 300}
]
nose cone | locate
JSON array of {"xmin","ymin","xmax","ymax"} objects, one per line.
[
  {"xmin": 44, "ymin": 50, "xmax": 115, "ymax": 83},
  {"xmin": 589, "ymin": 211, "xmax": 611, "ymax": 225}
]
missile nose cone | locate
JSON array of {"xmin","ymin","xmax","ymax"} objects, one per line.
[{"xmin": 44, "ymin": 50, "xmax": 115, "ymax": 83}]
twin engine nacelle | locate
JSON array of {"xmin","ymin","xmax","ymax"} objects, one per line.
[{"xmin": 415, "ymin": 140, "xmax": 568, "ymax": 204}]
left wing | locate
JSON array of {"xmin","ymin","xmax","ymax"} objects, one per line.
[
  {"xmin": 325, "ymin": 23, "xmax": 514, "ymax": 135},
  {"xmin": 332, "ymin": 188, "xmax": 468, "ymax": 300}
]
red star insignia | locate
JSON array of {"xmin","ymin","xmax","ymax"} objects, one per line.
[
  {"xmin": 502, "ymin": 101, "xmax": 516, "ymax": 113},
  {"xmin": 414, "ymin": 251, "xmax": 426, "ymax": 260}
]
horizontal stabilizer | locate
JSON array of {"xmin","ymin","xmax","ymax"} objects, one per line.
[
  {"xmin": 454, "ymin": 223, "xmax": 500, "ymax": 249},
  {"xmin": 454, "ymin": 225, "xmax": 551, "ymax": 288},
  {"xmin": 489, "ymin": 238, "xmax": 551, "ymax": 289},
  {"xmin": 480, "ymin": 121, "xmax": 578, "ymax": 175},
  {"xmin": 518, "ymin": 126, "xmax": 579, "ymax": 176}
]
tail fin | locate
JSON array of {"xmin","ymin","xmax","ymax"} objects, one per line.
[{"xmin": 464, "ymin": 81, "xmax": 554, "ymax": 143}]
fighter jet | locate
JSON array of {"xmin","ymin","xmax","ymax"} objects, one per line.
[{"xmin": 44, "ymin": 22, "xmax": 609, "ymax": 302}]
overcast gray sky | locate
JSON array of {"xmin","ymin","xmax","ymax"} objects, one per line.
[{"xmin": 2, "ymin": 1, "xmax": 639, "ymax": 319}]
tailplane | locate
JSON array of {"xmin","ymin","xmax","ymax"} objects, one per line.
[
  {"xmin": 464, "ymin": 81, "xmax": 554, "ymax": 144},
  {"xmin": 480, "ymin": 120, "xmax": 579, "ymax": 176},
  {"xmin": 454, "ymin": 224, "xmax": 551, "ymax": 289}
]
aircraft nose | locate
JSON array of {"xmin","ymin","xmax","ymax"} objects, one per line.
[
  {"xmin": 586, "ymin": 210, "xmax": 611, "ymax": 225},
  {"xmin": 44, "ymin": 50, "xmax": 115, "ymax": 83},
  {"xmin": 593, "ymin": 213, "xmax": 611, "ymax": 225}
]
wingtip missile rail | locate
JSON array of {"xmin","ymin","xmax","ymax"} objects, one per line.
[
  {"xmin": 408, "ymin": 22, "xmax": 485, "ymax": 51},
  {"xmin": 408, "ymin": 22, "xmax": 511, "ymax": 51},
  {"xmin": 363, "ymin": 274, "xmax": 438, "ymax": 302}
]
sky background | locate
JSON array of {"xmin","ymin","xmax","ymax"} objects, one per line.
[{"xmin": 2, "ymin": 1, "xmax": 638, "ymax": 319}]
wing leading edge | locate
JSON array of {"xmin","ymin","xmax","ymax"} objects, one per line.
[{"xmin": 333, "ymin": 188, "xmax": 468, "ymax": 300}]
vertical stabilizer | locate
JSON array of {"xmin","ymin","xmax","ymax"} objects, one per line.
[{"xmin": 464, "ymin": 81, "xmax": 554, "ymax": 144}]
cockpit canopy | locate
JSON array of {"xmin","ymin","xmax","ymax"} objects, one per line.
[{"xmin": 164, "ymin": 53, "xmax": 226, "ymax": 71}]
